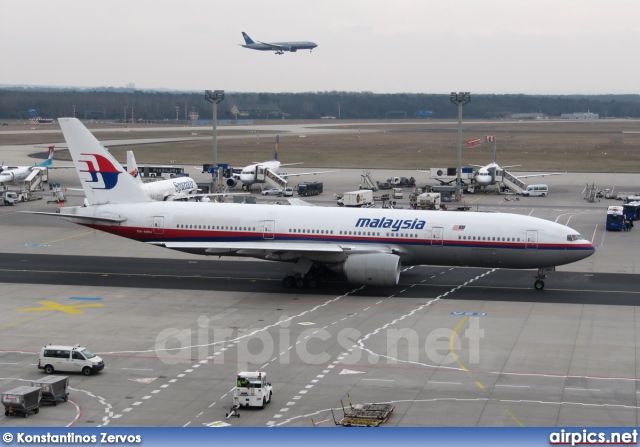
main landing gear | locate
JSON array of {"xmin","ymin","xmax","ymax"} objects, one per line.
[
  {"xmin": 282, "ymin": 274, "xmax": 320, "ymax": 289},
  {"xmin": 534, "ymin": 267, "xmax": 547, "ymax": 291}
]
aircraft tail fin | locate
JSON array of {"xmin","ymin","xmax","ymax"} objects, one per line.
[
  {"xmin": 271, "ymin": 135, "xmax": 279, "ymax": 161},
  {"xmin": 241, "ymin": 32, "xmax": 255, "ymax": 45},
  {"xmin": 126, "ymin": 151, "xmax": 145, "ymax": 185},
  {"xmin": 38, "ymin": 145, "xmax": 55, "ymax": 167},
  {"xmin": 58, "ymin": 118, "xmax": 152, "ymax": 205}
]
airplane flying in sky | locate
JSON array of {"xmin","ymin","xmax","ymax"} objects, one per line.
[
  {"xmin": 29, "ymin": 118, "xmax": 595, "ymax": 291},
  {"xmin": 239, "ymin": 32, "xmax": 317, "ymax": 55},
  {"xmin": 228, "ymin": 135, "xmax": 336, "ymax": 190},
  {"xmin": 0, "ymin": 146, "xmax": 71, "ymax": 185},
  {"xmin": 126, "ymin": 151, "xmax": 199, "ymax": 201}
]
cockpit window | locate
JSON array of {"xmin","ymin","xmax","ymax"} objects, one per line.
[{"xmin": 566, "ymin": 234, "xmax": 585, "ymax": 241}]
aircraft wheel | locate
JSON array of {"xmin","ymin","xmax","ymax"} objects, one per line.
[
  {"xmin": 282, "ymin": 276, "xmax": 295, "ymax": 288},
  {"xmin": 306, "ymin": 276, "xmax": 320, "ymax": 289},
  {"xmin": 295, "ymin": 277, "xmax": 305, "ymax": 288},
  {"xmin": 534, "ymin": 280, "xmax": 545, "ymax": 291}
]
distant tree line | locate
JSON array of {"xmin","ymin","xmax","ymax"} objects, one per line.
[{"xmin": 1, "ymin": 87, "xmax": 639, "ymax": 120}]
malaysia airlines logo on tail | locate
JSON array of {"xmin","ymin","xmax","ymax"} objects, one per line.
[
  {"xmin": 129, "ymin": 168, "xmax": 139, "ymax": 179},
  {"xmin": 79, "ymin": 153, "xmax": 121, "ymax": 190}
]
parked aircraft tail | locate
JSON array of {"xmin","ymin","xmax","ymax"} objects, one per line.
[
  {"xmin": 38, "ymin": 145, "xmax": 55, "ymax": 167},
  {"xmin": 241, "ymin": 32, "xmax": 255, "ymax": 45},
  {"xmin": 126, "ymin": 150, "xmax": 144, "ymax": 185},
  {"xmin": 272, "ymin": 135, "xmax": 279, "ymax": 161},
  {"xmin": 58, "ymin": 118, "xmax": 152, "ymax": 205}
]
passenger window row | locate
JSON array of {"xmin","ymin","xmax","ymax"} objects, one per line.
[{"xmin": 176, "ymin": 224, "xmax": 256, "ymax": 231}]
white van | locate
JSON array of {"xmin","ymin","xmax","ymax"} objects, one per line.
[
  {"xmin": 522, "ymin": 184, "xmax": 548, "ymax": 197},
  {"xmin": 38, "ymin": 344, "xmax": 105, "ymax": 376}
]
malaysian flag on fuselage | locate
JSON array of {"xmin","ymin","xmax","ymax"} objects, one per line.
[{"xmin": 453, "ymin": 225, "xmax": 466, "ymax": 231}]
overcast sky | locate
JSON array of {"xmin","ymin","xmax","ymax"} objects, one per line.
[{"xmin": 1, "ymin": 0, "xmax": 638, "ymax": 95}]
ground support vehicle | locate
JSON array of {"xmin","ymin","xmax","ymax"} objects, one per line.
[
  {"xmin": 31, "ymin": 376, "xmax": 69, "ymax": 406},
  {"xmin": 331, "ymin": 396, "xmax": 395, "ymax": 427},
  {"xmin": 297, "ymin": 181, "xmax": 323, "ymax": 197},
  {"xmin": 337, "ymin": 190, "xmax": 374, "ymax": 207},
  {"xmin": 1, "ymin": 190, "xmax": 17, "ymax": 205},
  {"xmin": 2, "ymin": 386, "xmax": 41, "ymax": 418},
  {"xmin": 234, "ymin": 372, "xmax": 272, "ymax": 408}
]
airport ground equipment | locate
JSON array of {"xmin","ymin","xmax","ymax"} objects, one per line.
[
  {"xmin": 360, "ymin": 170, "xmax": 378, "ymax": 191},
  {"xmin": 1, "ymin": 190, "xmax": 17, "ymax": 205},
  {"xmin": 331, "ymin": 395, "xmax": 395, "ymax": 427},
  {"xmin": 31, "ymin": 376, "xmax": 69, "ymax": 406},
  {"xmin": 388, "ymin": 176, "xmax": 416, "ymax": 188},
  {"xmin": 297, "ymin": 181, "xmax": 323, "ymax": 196},
  {"xmin": 606, "ymin": 206, "xmax": 625, "ymax": 231},
  {"xmin": 623, "ymin": 202, "xmax": 640, "ymax": 221},
  {"xmin": 225, "ymin": 396, "xmax": 241, "ymax": 419},
  {"xmin": 410, "ymin": 192, "xmax": 441, "ymax": 210},
  {"xmin": 47, "ymin": 183, "xmax": 67, "ymax": 204},
  {"xmin": 2, "ymin": 386, "xmax": 42, "ymax": 418},
  {"xmin": 234, "ymin": 372, "xmax": 272, "ymax": 408},
  {"xmin": 337, "ymin": 190, "xmax": 374, "ymax": 207}
]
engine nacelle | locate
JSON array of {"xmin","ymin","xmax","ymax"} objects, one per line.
[
  {"xmin": 225, "ymin": 177, "xmax": 238, "ymax": 188},
  {"xmin": 342, "ymin": 254, "xmax": 401, "ymax": 286}
]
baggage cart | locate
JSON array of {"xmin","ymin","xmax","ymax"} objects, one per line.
[
  {"xmin": 2, "ymin": 386, "xmax": 41, "ymax": 418},
  {"xmin": 331, "ymin": 395, "xmax": 395, "ymax": 427},
  {"xmin": 31, "ymin": 375, "xmax": 69, "ymax": 406}
]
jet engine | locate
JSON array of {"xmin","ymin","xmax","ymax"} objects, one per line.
[
  {"xmin": 225, "ymin": 177, "xmax": 238, "ymax": 188},
  {"xmin": 341, "ymin": 253, "xmax": 401, "ymax": 286}
]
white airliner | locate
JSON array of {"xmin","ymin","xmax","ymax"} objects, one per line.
[
  {"xmin": 228, "ymin": 135, "xmax": 336, "ymax": 190},
  {"xmin": 240, "ymin": 32, "xmax": 317, "ymax": 55},
  {"xmin": 473, "ymin": 145, "xmax": 563, "ymax": 191},
  {"xmin": 29, "ymin": 118, "xmax": 595, "ymax": 291},
  {"xmin": 0, "ymin": 146, "xmax": 71, "ymax": 185},
  {"xmin": 126, "ymin": 151, "xmax": 199, "ymax": 201}
]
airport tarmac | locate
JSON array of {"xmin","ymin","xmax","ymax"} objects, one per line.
[{"xmin": 1, "ymin": 126, "xmax": 640, "ymax": 428}]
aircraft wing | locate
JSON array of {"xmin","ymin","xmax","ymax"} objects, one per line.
[
  {"xmin": 172, "ymin": 192, "xmax": 249, "ymax": 201},
  {"xmin": 514, "ymin": 172, "xmax": 564, "ymax": 179},
  {"xmin": 287, "ymin": 198, "xmax": 314, "ymax": 206},
  {"xmin": 22, "ymin": 211, "xmax": 127, "ymax": 224},
  {"xmin": 257, "ymin": 41, "xmax": 287, "ymax": 50},
  {"xmin": 152, "ymin": 240, "xmax": 393, "ymax": 256},
  {"xmin": 282, "ymin": 170, "xmax": 338, "ymax": 178}
]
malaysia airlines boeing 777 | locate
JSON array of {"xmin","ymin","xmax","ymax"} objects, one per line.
[
  {"xmin": 29, "ymin": 118, "xmax": 594, "ymax": 290},
  {"xmin": 240, "ymin": 32, "xmax": 317, "ymax": 55}
]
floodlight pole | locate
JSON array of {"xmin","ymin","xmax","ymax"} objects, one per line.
[
  {"xmin": 449, "ymin": 92, "xmax": 471, "ymax": 201},
  {"xmin": 204, "ymin": 90, "xmax": 225, "ymax": 192}
]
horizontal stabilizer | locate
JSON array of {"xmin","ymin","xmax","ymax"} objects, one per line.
[{"xmin": 23, "ymin": 211, "xmax": 127, "ymax": 224}]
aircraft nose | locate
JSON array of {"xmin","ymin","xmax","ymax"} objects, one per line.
[{"xmin": 572, "ymin": 242, "xmax": 596, "ymax": 262}]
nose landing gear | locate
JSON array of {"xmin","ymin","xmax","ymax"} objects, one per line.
[{"xmin": 534, "ymin": 267, "xmax": 552, "ymax": 290}]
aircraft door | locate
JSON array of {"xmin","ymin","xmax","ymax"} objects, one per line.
[
  {"xmin": 526, "ymin": 230, "xmax": 538, "ymax": 249},
  {"xmin": 153, "ymin": 216, "xmax": 164, "ymax": 235},
  {"xmin": 488, "ymin": 167, "xmax": 496, "ymax": 183},
  {"xmin": 431, "ymin": 226, "xmax": 444, "ymax": 246},
  {"xmin": 263, "ymin": 220, "xmax": 275, "ymax": 239}
]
